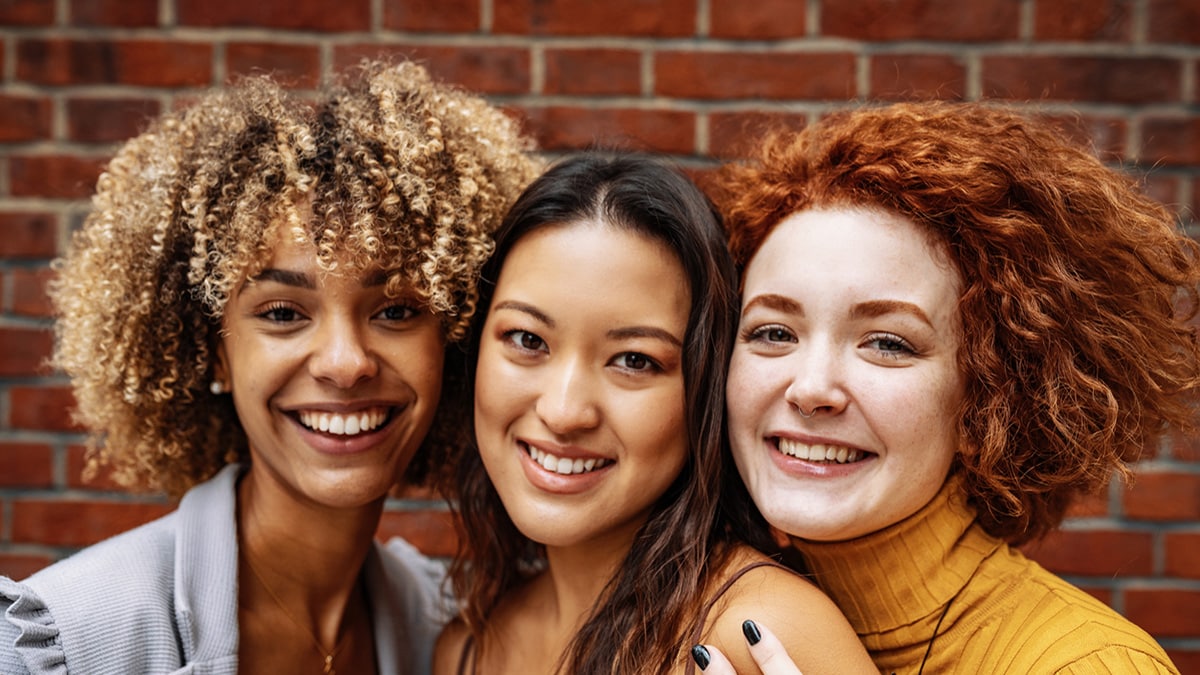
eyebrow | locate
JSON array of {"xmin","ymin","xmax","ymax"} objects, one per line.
[
  {"xmin": 493, "ymin": 300, "xmax": 683, "ymax": 348},
  {"xmin": 850, "ymin": 299, "xmax": 933, "ymax": 327},
  {"xmin": 248, "ymin": 268, "xmax": 390, "ymax": 289},
  {"xmin": 743, "ymin": 294, "xmax": 933, "ymax": 327}
]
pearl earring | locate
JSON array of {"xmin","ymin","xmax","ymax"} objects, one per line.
[{"xmin": 210, "ymin": 381, "xmax": 226, "ymax": 395}]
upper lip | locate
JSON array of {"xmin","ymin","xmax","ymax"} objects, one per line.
[
  {"xmin": 282, "ymin": 400, "xmax": 405, "ymax": 414},
  {"xmin": 519, "ymin": 438, "xmax": 611, "ymax": 461}
]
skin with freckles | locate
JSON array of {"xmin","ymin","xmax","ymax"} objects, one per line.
[{"xmin": 727, "ymin": 207, "xmax": 965, "ymax": 543}]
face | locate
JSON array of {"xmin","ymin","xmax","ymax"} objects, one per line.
[
  {"xmin": 217, "ymin": 230, "xmax": 445, "ymax": 511},
  {"xmin": 474, "ymin": 222, "xmax": 691, "ymax": 552},
  {"xmin": 727, "ymin": 207, "xmax": 965, "ymax": 542}
]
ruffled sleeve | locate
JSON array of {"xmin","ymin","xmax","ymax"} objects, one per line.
[{"xmin": 0, "ymin": 576, "xmax": 67, "ymax": 674}]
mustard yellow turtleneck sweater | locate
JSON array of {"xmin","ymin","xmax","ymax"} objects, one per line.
[{"xmin": 795, "ymin": 479, "xmax": 1178, "ymax": 674}]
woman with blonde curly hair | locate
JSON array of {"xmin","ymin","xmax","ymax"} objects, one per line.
[
  {"xmin": 693, "ymin": 102, "xmax": 1198, "ymax": 674},
  {"xmin": 0, "ymin": 59, "xmax": 538, "ymax": 674}
]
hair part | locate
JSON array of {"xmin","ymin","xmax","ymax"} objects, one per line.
[
  {"xmin": 446, "ymin": 153, "xmax": 741, "ymax": 673},
  {"xmin": 714, "ymin": 101, "xmax": 1200, "ymax": 544},
  {"xmin": 51, "ymin": 59, "xmax": 540, "ymax": 496}
]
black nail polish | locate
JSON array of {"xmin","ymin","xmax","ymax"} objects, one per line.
[
  {"xmin": 691, "ymin": 645, "xmax": 711, "ymax": 670},
  {"xmin": 742, "ymin": 620, "xmax": 762, "ymax": 646}
]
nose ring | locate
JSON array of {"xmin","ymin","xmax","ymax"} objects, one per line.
[{"xmin": 797, "ymin": 406, "xmax": 815, "ymax": 418}]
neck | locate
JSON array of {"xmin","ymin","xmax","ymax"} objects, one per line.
[
  {"xmin": 537, "ymin": 517, "xmax": 643, "ymax": 634},
  {"xmin": 237, "ymin": 466, "xmax": 382, "ymax": 647}
]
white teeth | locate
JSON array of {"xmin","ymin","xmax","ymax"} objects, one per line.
[
  {"xmin": 526, "ymin": 445, "xmax": 611, "ymax": 475},
  {"xmin": 777, "ymin": 438, "xmax": 864, "ymax": 464},
  {"xmin": 298, "ymin": 408, "xmax": 388, "ymax": 436}
]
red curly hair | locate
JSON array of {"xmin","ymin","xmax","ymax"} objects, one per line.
[{"xmin": 714, "ymin": 102, "xmax": 1200, "ymax": 544}]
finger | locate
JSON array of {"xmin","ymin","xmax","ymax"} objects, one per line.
[
  {"xmin": 742, "ymin": 619, "xmax": 804, "ymax": 675},
  {"xmin": 691, "ymin": 643, "xmax": 739, "ymax": 675}
]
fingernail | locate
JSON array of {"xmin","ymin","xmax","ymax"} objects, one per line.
[
  {"xmin": 742, "ymin": 619, "xmax": 762, "ymax": 646},
  {"xmin": 691, "ymin": 645, "xmax": 711, "ymax": 670}
]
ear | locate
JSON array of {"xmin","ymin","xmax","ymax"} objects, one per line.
[{"xmin": 212, "ymin": 340, "xmax": 230, "ymax": 391}]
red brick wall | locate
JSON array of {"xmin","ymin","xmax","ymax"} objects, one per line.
[{"xmin": 1, "ymin": 0, "xmax": 1198, "ymax": 667}]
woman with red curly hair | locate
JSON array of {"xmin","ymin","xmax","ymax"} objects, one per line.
[{"xmin": 692, "ymin": 102, "xmax": 1198, "ymax": 674}]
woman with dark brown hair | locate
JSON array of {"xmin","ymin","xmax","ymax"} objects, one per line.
[
  {"xmin": 434, "ymin": 154, "xmax": 873, "ymax": 675},
  {"xmin": 696, "ymin": 102, "xmax": 1197, "ymax": 674}
]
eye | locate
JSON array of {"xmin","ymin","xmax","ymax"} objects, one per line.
[
  {"xmin": 864, "ymin": 333, "xmax": 915, "ymax": 359},
  {"xmin": 743, "ymin": 324, "xmax": 796, "ymax": 344},
  {"xmin": 612, "ymin": 352, "xmax": 661, "ymax": 372},
  {"xmin": 378, "ymin": 304, "xmax": 417, "ymax": 321},
  {"xmin": 504, "ymin": 329, "xmax": 547, "ymax": 353},
  {"xmin": 259, "ymin": 303, "xmax": 303, "ymax": 323}
]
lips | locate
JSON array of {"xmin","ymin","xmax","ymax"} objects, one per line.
[
  {"xmin": 296, "ymin": 407, "xmax": 391, "ymax": 436},
  {"xmin": 522, "ymin": 442, "xmax": 612, "ymax": 475},
  {"xmin": 776, "ymin": 438, "xmax": 866, "ymax": 464}
]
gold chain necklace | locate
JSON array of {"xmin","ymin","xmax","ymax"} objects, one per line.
[{"xmin": 244, "ymin": 554, "xmax": 344, "ymax": 675}]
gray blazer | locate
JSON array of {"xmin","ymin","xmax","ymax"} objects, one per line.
[{"xmin": 0, "ymin": 464, "xmax": 449, "ymax": 674}]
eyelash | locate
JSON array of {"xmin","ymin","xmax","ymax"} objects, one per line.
[
  {"xmin": 501, "ymin": 330, "xmax": 665, "ymax": 373},
  {"xmin": 863, "ymin": 332, "xmax": 916, "ymax": 358},
  {"xmin": 742, "ymin": 324, "xmax": 796, "ymax": 344},
  {"xmin": 258, "ymin": 302, "xmax": 302, "ymax": 323}
]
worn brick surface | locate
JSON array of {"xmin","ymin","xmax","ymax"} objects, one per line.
[
  {"xmin": 0, "ymin": 95, "xmax": 53, "ymax": 143},
  {"xmin": 520, "ymin": 106, "xmax": 695, "ymax": 154},
  {"xmin": 11, "ymin": 500, "xmax": 174, "ymax": 548},
  {"xmin": 226, "ymin": 43, "xmax": 322, "ymax": 88},
  {"xmin": 177, "ymin": 0, "xmax": 370, "ymax": 31},
  {"xmin": 9, "ymin": 155, "xmax": 107, "ymax": 200},
  {"xmin": 821, "ymin": 0, "xmax": 1019, "ymax": 41},
  {"xmin": 383, "ymin": 0, "xmax": 481, "ymax": 32},
  {"xmin": 868, "ymin": 54, "xmax": 967, "ymax": 101},
  {"xmin": 1034, "ymin": 0, "xmax": 1132, "ymax": 41},
  {"xmin": 656, "ymin": 51, "xmax": 855, "ymax": 100},
  {"xmin": 1022, "ymin": 529, "xmax": 1153, "ymax": 577},
  {"xmin": 66, "ymin": 97, "xmax": 161, "ymax": 144},
  {"xmin": 709, "ymin": 0, "xmax": 805, "ymax": 39},
  {"xmin": 0, "ymin": 213, "xmax": 58, "ymax": 259},
  {"xmin": 544, "ymin": 49, "xmax": 641, "ymax": 96},
  {"xmin": 494, "ymin": 0, "xmax": 695, "ymax": 36},
  {"xmin": 336, "ymin": 45, "xmax": 531, "ymax": 95},
  {"xmin": 69, "ymin": 0, "xmax": 158, "ymax": 27},
  {"xmin": 17, "ymin": 39, "xmax": 213, "ymax": 88},
  {"xmin": 983, "ymin": 56, "xmax": 1181, "ymax": 104}
]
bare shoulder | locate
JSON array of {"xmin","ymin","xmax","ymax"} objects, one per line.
[
  {"xmin": 432, "ymin": 616, "xmax": 470, "ymax": 675},
  {"xmin": 700, "ymin": 547, "xmax": 875, "ymax": 675}
]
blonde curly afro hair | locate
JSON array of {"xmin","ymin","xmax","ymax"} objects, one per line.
[{"xmin": 51, "ymin": 59, "xmax": 540, "ymax": 497}]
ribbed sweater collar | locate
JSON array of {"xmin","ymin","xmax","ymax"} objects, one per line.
[{"xmin": 793, "ymin": 477, "xmax": 1002, "ymax": 635}]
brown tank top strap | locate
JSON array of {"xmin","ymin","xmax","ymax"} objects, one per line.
[
  {"xmin": 455, "ymin": 633, "xmax": 476, "ymax": 675},
  {"xmin": 684, "ymin": 560, "xmax": 792, "ymax": 675}
]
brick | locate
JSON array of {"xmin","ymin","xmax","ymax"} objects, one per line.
[
  {"xmin": 544, "ymin": 49, "xmax": 641, "ymax": 96},
  {"xmin": 1021, "ymin": 529, "xmax": 1153, "ymax": 576},
  {"xmin": 1063, "ymin": 488, "xmax": 1110, "ymax": 517},
  {"xmin": 0, "ymin": 443, "xmax": 54, "ymax": 488},
  {"xmin": 383, "ymin": 0, "xmax": 480, "ymax": 32},
  {"xmin": 521, "ymin": 106, "xmax": 695, "ymax": 154},
  {"xmin": 708, "ymin": 110, "xmax": 807, "ymax": 159},
  {"xmin": 1141, "ymin": 173, "xmax": 1181, "ymax": 215},
  {"xmin": 1124, "ymin": 589, "xmax": 1200, "ymax": 637},
  {"xmin": 66, "ymin": 97, "xmax": 160, "ymax": 144},
  {"xmin": 0, "ymin": 328, "xmax": 53, "ymax": 377},
  {"xmin": 178, "ymin": 0, "xmax": 369, "ymax": 31},
  {"xmin": 982, "ymin": 56, "xmax": 1181, "ymax": 104},
  {"xmin": 1141, "ymin": 116, "xmax": 1200, "ymax": 167},
  {"xmin": 494, "ymin": 0, "xmax": 695, "ymax": 36},
  {"xmin": 0, "ymin": 212, "xmax": 58, "ymax": 258},
  {"xmin": 0, "ymin": 554, "xmax": 54, "ymax": 581},
  {"xmin": 0, "ymin": 0, "xmax": 54, "ymax": 25},
  {"xmin": 1166, "ymin": 649, "xmax": 1200, "ymax": 675},
  {"xmin": 710, "ymin": 0, "xmax": 805, "ymax": 39},
  {"xmin": 1075, "ymin": 584, "xmax": 1112, "ymax": 607},
  {"xmin": 1148, "ymin": 0, "xmax": 1200, "ymax": 44},
  {"xmin": 69, "ymin": 0, "xmax": 158, "ymax": 27},
  {"xmin": 226, "ymin": 43, "xmax": 321, "ymax": 89},
  {"xmin": 656, "ymin": 51, "xmax": 855, "ymax": 100},
  {"xmin": 1034, "ymin": 0, "xmax": 1132, "ymax": 41},
  {"xmin": 1123, "ymin": 472, "xmax": 1200, "ymax": 520},
  {"xmin": 12, "ymin": 266, "xmax": 55, "ymax": 317},
  {"xmin": 0, "ymin": 95, "xmax": 52, "ymax": 142},
  {"xmin": 67, "ymin": 445, "xmax": 127, "ymax": 491},
  {"xmin": 11, "ymin": 499, "xmax": 172, "ymax": 548},
  {"xmin": 1165, "ymin": 531, "xmax": 1200, "ymax": 578},
  {"xmin": 17, "ymin": 38, "xmax": 213, "ymax": 87},
  {"xmin": 821, "ymin": 0, "xmax": 1018, "ymax": 41},
  {"xmin": 10, "ymin": 155, "xmax": 106, "ymax": 200},
  {"xmin": 868, "ymin": 54, "xmax": 966, "ymax": 101},
  {"xmin": 376, "ymin": 509, "xmax": 457, "ymax": 558},
  {"xmin": 335, "ymin": 45, "xmax": 530, "ymax": 96},
  {"xmin": 9, "ymin": 386, "xmax": 80, "ymax": 432}
]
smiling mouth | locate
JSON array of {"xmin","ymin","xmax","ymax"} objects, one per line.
[
  {"xmin": 522, "ymin": 442, "xmax": 612, "ymax": 475},
  {"xmin": 297, "ymin": 407, "xmax": 392, "ymax": 436},
  {"xmin": 776, "ymin": 438, "xmax": 867, "ymax": 464}
]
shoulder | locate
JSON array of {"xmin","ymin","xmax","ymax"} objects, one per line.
[
  {"xmin": 432, "ymin": 617, "xmax": 471, "ymax": 675},
  {"xmin": 1, "ymin": 511, "xmax": 181, "ymax": 673},
  {"xmin": 966, "ymin": 547, "xmax": 1177, "ymax": 672},
  {"xmin": 699, "ymin": 546, "xmax": 875, "ymax": 675}
]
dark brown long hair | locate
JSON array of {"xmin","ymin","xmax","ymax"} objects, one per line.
[
  {"xmin": 713, "ymin": 101, "xmax": 1200, "ymax": 544},
  {"xmin": 445, "ymin": 153, "xmax": 742, "ymax": 673}
]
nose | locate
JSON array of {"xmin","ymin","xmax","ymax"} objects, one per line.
[
  {"xmin": 783, "ymin": 338, "xmax": 849, "ymax": 419},
  {"xmin": 308, "ymin": 316, "xmax": 378, "ymax": 389},
  {"xmin": 535, "ymin": 357, "xmax": 601, "ymax": 435}
]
